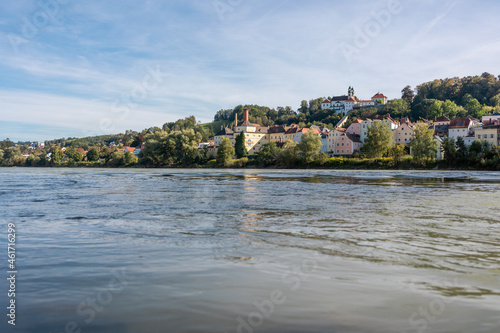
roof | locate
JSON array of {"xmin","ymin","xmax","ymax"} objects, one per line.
[
  {"xmin": 449, "ymin": 117, "xmax": 471, "ymax": 129},
  {"xmin": 345, "ymin": 133, "xmax": 362, "ymax": 143},
  {"xmin": 215, "ymin": 127, "xmax": 234, "ymax": 136},
  {"xmin": 358, "ymin": 100, "xmax": 374, "ymax": 103},
  {"xmin": 372, "ymin": 93, "xmax": 387, "ymax": 99},
  {"xmin": 268, "ymin": 125, "xmax": 289, "ymax": 134},
  {"xmin": 285, "ymin": 127, "xmax": 302, "ymax": 135},
  {"xmin": 434, "ymin": 115, "xmax": 450, "ymax": 122},
  {"xmin": 322, "ymin": 99, "xmax": 331, "ymax": 104},
  {"xmin": 255, "ymin": 126, "xmax": 269, "ymax": 133},
  {"xmin": 300, "ymin": 128, "xmax": 320, "ymax": 135},
  {"xmin": 330, "ymin": 96, "xmax": 350, "ymax": 102}
]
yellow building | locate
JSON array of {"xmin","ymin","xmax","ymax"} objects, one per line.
[
  {"xmin": 475, "ymin": 121, "xmax": 499, "ymax": 146},
  {"xmin": 393, "ymin": 118, "xmax": 414, "ymax": 146}
]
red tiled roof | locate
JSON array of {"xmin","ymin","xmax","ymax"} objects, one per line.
[
  {"xmin": 449, "ymin": 117, "xmax": 471, "ymax": 129},
  {"xmin": 434, "ymin": 115, "xmax": 450, "ymax": 122},
  {"xmin": 322, "ymin": 99, "xmax": 331, "ymax": 104},
  {"xmin": 372, "ymin": 93, "xmax": 387, "ymax": 99}
]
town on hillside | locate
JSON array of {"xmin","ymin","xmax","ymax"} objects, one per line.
[{"xmin": 202, "ymin": 87, "xmax": 500, "ymax": 160}]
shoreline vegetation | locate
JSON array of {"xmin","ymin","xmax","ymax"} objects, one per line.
[{"xmin": 1, "ymin": 155, "xmax": 498, "ymax": 171}]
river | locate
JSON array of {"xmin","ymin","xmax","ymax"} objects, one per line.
[{"xmin": 0, "ymin": 168, "xmax": 499, "ymax": 333}]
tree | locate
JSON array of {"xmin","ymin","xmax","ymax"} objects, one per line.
[
  {"xmin": 409, "ymin": 123, "xmax": 438, "ymax": 162},
  {"xmin": 1, "ymin": 147, "xmax": 21, "ymax": 166},
  {"xmin": 0, "ymin": 138, "xmax": 14, "ymax": 149},
  {"xmin": 278, "ymin": 140, "xmax": 299, "ymax": 167},
  {"xmin": 86, "ymin": 147, "xmax": 100, "ymax": 162},
  {"xmin": 465, "ymin": 98, "xmax": 484, "ymax": 118},
  {"xmin": 217, "ymin": 138, "xmax": 234, "ymax": 166},
  {"xmin": 401, "ymin": 85, "xmax": 415, "ymax": 102},
  {"xmin": 65, "ymin": 146, "xmax": 83, "ymax": 162},
  {"xmin": 455, "ymin": 137, "xmax": 468, "ymax": 162},
  {"xmin": 383, "ymin": 99, "xmax": 410, "ymax": 118},
  {"xmin": 391, "ymin": 144, "xmax": 406, "ymax": 165},
  {"xmin": 50, "ymin": 146, "xmax": 63, "ymax": 163},
  {"xmin": 256, "ymin": 142, "xmax": 279, "ymax": 166},
  {"xmin": 234, "ymin": 132, "xmax": 248, "ymax": 158},
  {"xmin": 362, "ymin": 121, "xmax": 393, "ymax": 158},
  {"xmin": 297, "ymin": 131, "xmax": 322, "ymax": 164},
  {"xmin": 441, "ymin": 137, "xmax": 457, "ymax": 166}
]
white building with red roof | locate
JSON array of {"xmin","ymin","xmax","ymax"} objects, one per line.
[
  {"xmin": 322, "ymin": 87, "xmax": 387, "ymax": 112},
  {"xmin": 372, "ymin": 93, "xmax": 388, "ymax": 105}
]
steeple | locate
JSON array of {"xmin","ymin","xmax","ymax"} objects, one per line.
[{"xmin": 348, "ymin": 86, "xmax": 355, "ymax": 98}]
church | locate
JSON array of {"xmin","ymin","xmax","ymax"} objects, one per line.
[{"xmin": 321, "ymin": 87, "xmax": 388, "ymax": 113}]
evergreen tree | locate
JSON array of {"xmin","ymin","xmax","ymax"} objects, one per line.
[{"xmin": 234, "ymin": 132, "xmax": 248, "ymax": 158}]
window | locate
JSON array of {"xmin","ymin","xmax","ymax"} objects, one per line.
[{"xmin": 491, "ymin": 134, "xmax": 495, "ymax": 138}]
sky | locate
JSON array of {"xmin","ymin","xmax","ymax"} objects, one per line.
[{"xmin": 1, "ymin": 0, "xmax": 500, "ymax": 142}]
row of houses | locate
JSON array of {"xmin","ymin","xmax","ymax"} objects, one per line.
[{"xmin": 204, "ymin": 107, "xmax": 500, "ymax": 159}]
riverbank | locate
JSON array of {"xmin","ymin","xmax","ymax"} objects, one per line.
[{"xmin": 3, "ymin": 156, "xmax": 499, "ymax": 171}]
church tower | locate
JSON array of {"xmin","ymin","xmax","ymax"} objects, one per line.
[{"xmin": 348, "ymin": 86, "xmax": 355, "ymax": 98}]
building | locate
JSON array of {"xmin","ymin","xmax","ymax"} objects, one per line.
[
  {"xmin": 293, "ymin": 128, "xmax": 320, "ymax": 144},
  {"xmin": 332, "ymin": 133, "xmax": 362, "ymax": 156},
  {"xmin": 282, "ymin": 125, "xmax": 301, "ymax": 142},
  {"xmin": 321, "ymin": 87, "xmax": 387, "ymax": 112},
  {"xmin": 371, "ymin": 93, "xmax": 388, "ymax": 105},
  {"xmin": 449, "ymin": 117, "xmax": 478, "ymax": 145},
  {"xmin": 268, "ymin": 125, "xmax": 290, "ymax": 143},
  {"xmin": 392, "ymin": 118, "xmax": 414, "ymax": 146},
  {"xmin": 327, "ymin": 128, "xmax": 346, "ymax": 153},
  {"xmin": 475, "ymin": 118, "xmax": 500, "ymax": 146},
  {"xmin": 359, "ymin": 119, "xmax": 373, "ymax": 143},
  {"xmin": 433, "ymin": 115, "xmax": 450, "ymax": 126},
  {"xmin": 346, "ymin": 119, "xmax": 363, "ymax": 136}
]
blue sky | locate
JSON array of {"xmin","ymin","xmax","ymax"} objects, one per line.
[{"xmin": 1, "ymin": 0, "xmax": 499, "ymax": 141}]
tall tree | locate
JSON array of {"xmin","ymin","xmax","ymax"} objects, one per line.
[
  {"xmin": 86, "ymin": 147, "xmax": 100, "ymax": 162},
  {"xmin": 50, "ymin": 146, "xmax": 63, "ymax": 163},
  {"xmin": 234, "ymin": 132, "xmax": 248, "ymax": 158},
  {"xmin": 362, "ymin": 121, "xmax": 394, "ymax": 158},
  {"xmin": 297, "ymin": 131, "xmax": 322, "ymax": 164},
  {"xmin": 409, "ymin": 123, "xmax": 438, "ymax": 162},
  {"xmin": 441, "ymin": 137, "xmax": 457, "ymax": 167},
  {"xmin": 401, "ymin": 85, "xmax": 415, "ymax": 102},
  {"xmin": 216, "ymin": 138, "xmax": 234, "ymax": 166}
]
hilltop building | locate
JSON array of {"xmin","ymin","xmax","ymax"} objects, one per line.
[{"xmin": 321, "ymin": 87, "xmax": 387, "ymax": 113}]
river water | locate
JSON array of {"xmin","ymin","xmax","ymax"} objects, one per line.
[{"xmin": 0, "ymin": 168, "xmax": 499, "ymax": 333}]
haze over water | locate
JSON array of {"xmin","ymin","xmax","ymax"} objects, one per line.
[{"xmin": 1, "ymin": 168, "xmax": 499, "ymax": 333}]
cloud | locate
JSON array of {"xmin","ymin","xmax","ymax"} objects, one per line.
[{"xmin": 0, "ymin": 0, "xmax": 500, "ymax": 141}]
